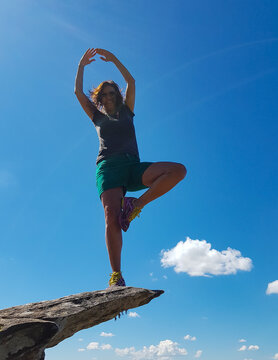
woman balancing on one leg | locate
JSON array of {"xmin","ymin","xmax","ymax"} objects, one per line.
[{"xmin": 74, "ymin": 48, "xmax": 187, "ymax": 287}]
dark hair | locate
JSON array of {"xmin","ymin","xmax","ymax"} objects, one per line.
[{"xmin": 89, "ymin": 80, "xmax": 124, "ymax": 110}]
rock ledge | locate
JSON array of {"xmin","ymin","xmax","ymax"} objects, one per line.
[{"xmin": 0, "ymin": 287, "xmax": 163, "ymax": 360}]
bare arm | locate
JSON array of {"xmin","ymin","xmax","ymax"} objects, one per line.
[
  {"xmin": 74, "ymin": 48, "xmax": 98, "ymax": 120},
  {"xmin": 96, "ymin": 49, "xmax": 135, "ymax": 112}
]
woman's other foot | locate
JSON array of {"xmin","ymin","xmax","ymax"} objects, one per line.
[
  {"xmin": 109, "ymin": 271, "xmax": 126, "ymax": 286},
  {"xmin": 119, "ymin": 197, "xmax": 142, "ymax": 232}
]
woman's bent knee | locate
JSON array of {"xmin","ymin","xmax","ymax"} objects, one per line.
[{"xmin": 175, "ymin": 163, "xmax": 187, "ymax": 180}]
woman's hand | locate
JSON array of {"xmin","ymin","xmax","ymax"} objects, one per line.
[
  {"xmin": 79, "ymin": 48, "xmax": 97, "ymax": 67},
  {"xmin": 95, "ymin": 48, "xmax": 116, "ymax": 63}
]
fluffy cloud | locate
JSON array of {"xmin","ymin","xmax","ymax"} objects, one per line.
[
  {"xmin": 195, "ymin": 350, "xmax": 202, "ymax": 358},
  {"xmin": 248, "ymin": 345, "xmax": 259, "ymax": 351},
  {"xmin": 86, "ymin": 342, "xmax": 112, "ymax": 351},
  {"xmin": 273, "ymin": 353, "xmax": 278, "ymax": 359},
  {"xmin": 266, "ymin": 280, "xmax": 278, "ymax": 295},
  {"xmin": 161, "ymin": 237, "xmax": 252, "ymax": 276},
  {"xmin": 87, "ymin": 342, "xmax": 99, "ymax": 350},
  {"xmin": 128, "ymin": 312, "xmax": 140, "ymax": 318},
  {"xmin": 116, "ymin": 347, "xmax": 136, "ymax": 356},
  {"xmin": 115, "ymin": 346, "xmax": 136, "ymax": 356},
  {"xmin": 100, "ymin": 332, "xmax": 115, "ymax": 337},
  {"xmin": 184, "ymin": 334, "xmax": 196, "ymax": 341},
  {"xmin": 239, "ymin": 339, "xmax": 247, "ymax": 342},
  {"xmin": 115, "ymin": 340, "xmax": 187, "ymax": 359},
  {"xmin": 238, "ymin": 345, "xmax": 259, "ymax": 352},
  {"xmin": 238, "ymin": 345, "xmax": 247, "ymax": 351}
]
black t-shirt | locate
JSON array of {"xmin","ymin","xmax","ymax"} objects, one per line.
[{"xmin": 92, "ymin": 104, "xmax": 140, "ymax": 164}]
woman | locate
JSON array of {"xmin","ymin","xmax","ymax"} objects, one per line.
[{"xmin": 74, "ymin": 48, "xmax": 187, "ymax": 287}]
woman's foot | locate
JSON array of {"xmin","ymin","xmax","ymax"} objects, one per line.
[
  {"xmin": 119, "ymin": 197, "xmax": 142, "ymax": 232},
  {"xmin": 109, "ymin": 271, "xmax": 126, "ymax": 286}
]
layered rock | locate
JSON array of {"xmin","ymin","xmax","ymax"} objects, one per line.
[{"xmin": 0, "ymin": 287, "xmax": 163, "ymax": 360}]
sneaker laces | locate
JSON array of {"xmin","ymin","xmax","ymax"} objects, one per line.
[
  {"xmin": 109, "ymin": 271, "xmax": 123, "ymax": 286},
  {"xmin": 127, "ymin": 199, "xmax": 142, "ymax": 222},
  {"xmin": 128, "ymin": 206, "xmax": 142, "ymax": 222}
]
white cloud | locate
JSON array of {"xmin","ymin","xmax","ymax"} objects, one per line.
[
  {"xmin": 128, "ymin": 311, "xmax": 140, "ymax": 318},
  {"xmin": 78, "ymin": 348, "xmax": 85, "ymax": 352},
  {"xmin": 184, "ymin": 334, "xmax": 196, "ymax": 341},
  {"xmin": 273, "ymin": 353, "xmax": 278, "ymax": 359},
  {"xmin": 239, "ymin": 339, "xmax": 247, "ymax": 342},
  {"xmin": 115, "ymin": 347, "xmax": 136, "ymax": 356},
  {"xmin": 161, "ymin": 237, "xmax": 252, "ymax": 276},
  {"xmin": 115, "ymin": 340, "xmax": 187, "ymax": 359},
  {"xmin": 78, "ymin": 338, "xmax": 83, "ymax": 341},
  {"xmin": 238, "ymin": 345, "xmax": 247, "ymax": 351},
  {"xmin": 195, "ymin": 350, "xmax": 202, "ymax": 358},
  {"xmin": 266, "ymin": 280, "xmax": 278, "ymax": 295},
  {"xmin": 248, "ymin": 345, "xmax": 259, "ymax": 351},
  {"xmin": 100, "ymin": 332, "xmax": 115, "ymax": 337},
  {"xmin": 85, "ymin": 341, "xmax": 112, "ymax": 351},
  {"xmin": 87, "ymin": 342, "xmax": 99, "ymax": 350},
  {"xmin": 238, "ymin": 345, "xmax": 259, "ymax": 352},
  {"xmin": 163, "ymin": 275, "xmax": 168, "ymax": 279}
]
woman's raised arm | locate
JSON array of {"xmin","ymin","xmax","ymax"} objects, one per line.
[
  {"xmin": 95, "ymin": 49, "xmax": 135, "ymax": 113},
  {"xmin": 74, "ymin": 48, "xmax": 98, "ymax": 120}
]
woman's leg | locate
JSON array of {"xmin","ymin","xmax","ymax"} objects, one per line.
[
  {"xmin": 135, "ymin": 162, "xmax": 186, "ymax": 209},
  {"xmin": 101, "ymin": 187, "xmax": 124, "ymax": 272}
]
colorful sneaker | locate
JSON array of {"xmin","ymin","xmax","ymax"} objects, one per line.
[
  {"xmin": 109, "ymin": 271, "xmax": 126, "ymax": 287},
  {"xmin": 119, "ymin": 197, "xmax": 142, "ymax": 232}
]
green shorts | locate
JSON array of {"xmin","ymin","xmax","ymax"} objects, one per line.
[{"xmin": 96, "ymin": 153, "xmax": 153, "ymax": 199}]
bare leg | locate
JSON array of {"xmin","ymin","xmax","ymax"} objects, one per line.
[
  {"xmin": 101, "ymin": 187, "xmax": 124, "ymax": 272},
  {"xmin": 135, "ymin": 162, "xmax": 186, "ymax": 209}
]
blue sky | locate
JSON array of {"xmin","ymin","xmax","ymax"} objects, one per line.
[{"xmin": 0, "ymin": 1, "xmax": 278, "ymax": 359}]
